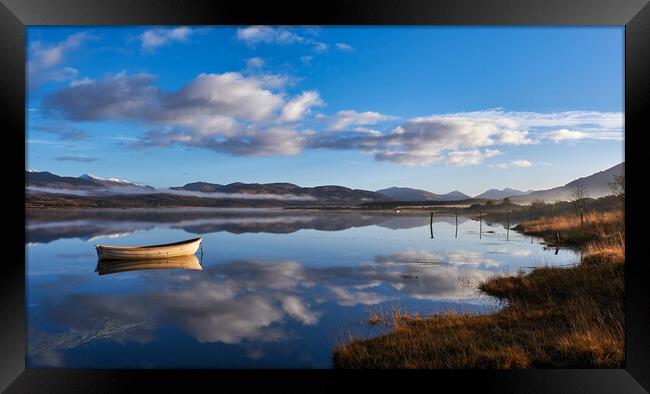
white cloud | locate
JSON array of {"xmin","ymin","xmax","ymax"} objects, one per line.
[
  {"xmin": 280, "ymin": 91, "xmax": 324, "ymax": 122},
  {"xmin": 370, "ymin": 251, "xmax": 494, "ymax": 299},
  {"xmin": 45, "ymin": 72, "xmax": 159, "ymax": 121},
  {"xmin": 237, "ymin": 26, "xmax": 304, "ymax": 45},
  {"xmin": 300, "ymin": 55, "xmax": 314, "ymax": 65},
  {"xmin": 449, "ymin": 109, "xmax": 623, "ymax": 142},
  {"xmin": 46, "ymin": 71, "xmax": 285, "ymax": 128},
  {"xmin": 505, "ymin": 110, "xmax": 623, "ymax": 130},
  {"xmin": 498, "ymin": 129, "xmax": 534, "ymax": 144},
  {"xmin": 547, "ymin": 127, "xmax": 622, "ymax": 142},
  {"xmin": 430, "ymin": 109, "xmax": 625, "ymax": 143},
  {"xmin": 174, "ymin": 72, "xmax": 285, "ymax": 124},
  {"xmin": 449, "ymin": 109, "xmax": 623, "ymax": 130},
  {"xmin": 340, "ymin": 109, "xmax": 621, "ymax": 166},
  {"xmin": 312, "ymin": 42, "xmax": 329, "ymax": 52},
  {"xmin": 446, "ymin": 149, "xmax": 501, "ymax": 166},
  {"xmin": 330, "ymin": 110, "xmax": 396, "ymax": 131},
  {"xmin": 510, "ymin": 250, "xmax": 532, "ymax": 257},
  {"xmin": 335, "ymin": 43, "xmax": 354, "ymax": 51},
  {"xmin": 411, "ymin": 113, "xmax": 535, "ymax": 146},
  {"xmin": 140, "ymin": 27, "xmax": 193, "ymax": 52},
  {"xmin": 30, "ymin": 33, "xmax": 88, "ymax": 68},
  {"xmin": 36, "ymin": 249, "xmax": 501, "ymax": 351},
  {"xmin": 236, "ymin": 26, "xmax": 327, "ymax": 52},
  {"xmin": 328, "ymin": 286, "xmax": 390, "ymax": 306},
  {"xmin": 43, "ymin": 71, "xmax": 623, "ymax": 166},
  {"xmin": 311, "ymin": 112, "xmax": 570, "ymax": 166},
  {"xmin": 351, "ymin": 127, "xmax": 383, "ymax": 135},
  {"xmin": 280, "ymin": 296, "xmax": 320, "ymax": 325},
  {"xmin": 445, "ymin": 251, "xmax": 499, "ymax": 267},
  {"xmin": 258, "ymin": 74, "xmax": 291, "ymax": 88},
  {"xmin": 28, "ymin": 32, "xmax": 94, "ymax": 88},
  {"xmin": 45, "ymin": 71, "xmax": 321, "ymax": 156},
  {"xmin": 134, "ymin": 127, "xmax": 307, "ymax": 157},
  {"xmin": 374, "ymin": 250, "xmax": 442, "ymax": 264},
  {"xmin": 246, "ymin": 57, "xmax": 265, "ymax": 69},
  {"xmin": 311, "ymin": 110, "xmax": 578, "ymax": 166},
  {"xmin": 212, "ymin": 127, "xmax": 306, "ymax": 156},
  {"xmin": 69, "ymin": 77, "xmax": 94, "ymax": 87},
  {"xmin": 495, "ymin": 159, "xmax": 533, "ymax": 169},
  {"xmin": 547, "ymin": 129, "xmax": 589, "ymax": 142},
  {"xmin": 374, "ymin": 151, "xmax": 444, "ymax": 166},
  {"xmin": 359, "ymin": 116, "xmax": 517, "ymax": 166},
  {"xmin": 511, "ymin": 159, "xmax": 532, "ymax": 167}
]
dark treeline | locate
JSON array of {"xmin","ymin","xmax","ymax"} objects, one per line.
[{"xmin": 360, "ymin": 199, "xmax": 486, "ymax": 210}]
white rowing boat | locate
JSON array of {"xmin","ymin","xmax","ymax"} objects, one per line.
[
  {"xmin": 96, "ymin": 237, "xmax": 202, "ymax": 260},
  {"xmin": 96, "ymin": 254, "xmax": 202, "ymax": 275}
]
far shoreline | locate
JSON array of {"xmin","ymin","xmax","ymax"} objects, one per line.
[{"xmin": 24, "ymin": 205, "xmax": 464, "ymax": 213}]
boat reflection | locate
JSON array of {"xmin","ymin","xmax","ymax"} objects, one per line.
[{"xmin": 95, "ymin": 254, "xmax": 202, "ymax": 275}]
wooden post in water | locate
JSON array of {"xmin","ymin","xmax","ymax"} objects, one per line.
[
  {"xmin": 455, "ymin": 209, "xmax": 458, "ymax": 238},
  {"xmin": 430, "ymin": 211, "xmax": 434, "ymax": 239},
  {"xmin": 506, "ymin": 209, "xmax": 510, "ymax": 241},
  {"xmin": 530, "ymin": 210, "xmax": 533, "ymax": 243}
]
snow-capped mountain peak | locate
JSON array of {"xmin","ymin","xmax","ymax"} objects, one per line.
[{"xmin": 79, "ymin": 173, "xmax": 136, "ymax": 185}]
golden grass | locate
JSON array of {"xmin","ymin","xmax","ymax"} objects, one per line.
[
  {"xmin": 332, "ymin": 213, "xmax": 625, "ymax": 369},
  {"xmin": 514, "ymin": 210, "xmax": 624, "ymax": 246}
]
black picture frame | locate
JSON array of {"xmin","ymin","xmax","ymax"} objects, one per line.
[{"xmin": 2, "ymin": 0, "xmax": 649, "ymax": 392}]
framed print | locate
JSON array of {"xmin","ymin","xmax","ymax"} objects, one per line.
[{"xmin": 2, "ymin": 0, "xmax": 649, "ymax": 392}]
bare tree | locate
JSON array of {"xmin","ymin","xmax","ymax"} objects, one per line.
[
  {"xmin": 608, "ymin": 173, "xmax": 625, "ymax": 232},
  {"xmin": 569, "ymin": 182, "xmax": 589, "ymax": 228},
  {"xmin": 609, "ymin": 174, "xmax": 625, "ymax": 198}
]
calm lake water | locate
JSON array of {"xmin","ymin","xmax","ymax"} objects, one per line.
[{"xmin": 26, "ymin": 208, "xmax": 578, "ymax": 368}]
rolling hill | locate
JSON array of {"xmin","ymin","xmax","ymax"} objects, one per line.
[
  {"xmin": 376, "ymin": 187, "xmax": 471, "ymax": 201},
  {"xmin": 475, "ymin": 188, "xmax": 531, "ymax": 200},
  {"xmin": 511, "ymin": 162, "xmax": 624, "ymax": 203},
  {"xmin": 171, "ymin": 181, "xmax": 390, "ymax": 203}
]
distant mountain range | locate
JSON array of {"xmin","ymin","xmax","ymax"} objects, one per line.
[
  {"xmin": 511, "ymin": 162, "xmax": 624, "ymax": 203},
  {"xmin": 171, "ymin": 181, "xmax": 302, "ymax": 194},
  {"xmin": 377, "ymin": 162, "xmax": 624, "ymax": 203},
  {"xmin": 474, "ymin": 188, "xmax": 532, "ymax": 200},
  {"xmin": 171, "ymin": 181, "xmax": 390, "ymax": 204},
  {"xmin": 376, "ymin": 187, "xmax": 471, "ymax": 201},
  {"xmin": 25, "ymin": 162, "xmax": 624, "ymax": 208},
  {"xmin": 26, "ymin": 171, "xmax": 391, "ymax": 207},
  {"xmin": 27, "ymin": 171, "xmax": 155, "ymax": 193},
  {"xmin": 78, "ymin": 173, "xmax": 153, "ymax": 189}
]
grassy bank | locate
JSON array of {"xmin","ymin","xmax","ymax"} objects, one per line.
[
  {"xmin": 332, "ymin": 211, "xmax": 624, "ymax": 368},
  {"xmin": 469, "ymin": 195, "xmax": 623, "ymax": 227},
  {"xmin": 514, "ymin": 210, "xmax": 624, "ymax": 246}
]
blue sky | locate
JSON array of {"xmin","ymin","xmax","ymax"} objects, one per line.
[{"xmin": 26, "ymin": 26, "xmax": 624, "ymax": 195}]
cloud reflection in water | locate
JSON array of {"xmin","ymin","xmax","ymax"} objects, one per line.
[{"xmin": 35, "ymin": 249, "xmax": 496, "ymax": 356}]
